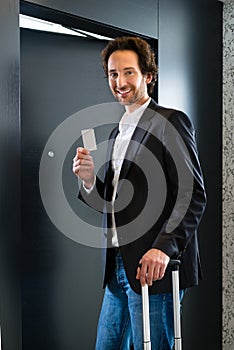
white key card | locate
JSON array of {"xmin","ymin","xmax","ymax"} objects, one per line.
[{"xmin": 81, "ymin": 128, "xmax": 97, "ymax": 151}]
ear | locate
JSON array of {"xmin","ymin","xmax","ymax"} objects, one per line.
[{"xmin": 145, "ymin": 73, "xmax": 153, "ymax": 84}]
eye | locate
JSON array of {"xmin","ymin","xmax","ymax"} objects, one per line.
[
  {"xmin": 109, "ymin": 72, "xmax": 118, "ymax": 79},
  {"xmin": 126, "ymin": 70, "xmax": 133, "ymax": 76}
]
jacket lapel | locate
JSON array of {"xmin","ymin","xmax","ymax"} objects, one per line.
[
  {"xmin": 105, "ymin": 100, "xmax": 159, "ymax": 195},
  {"xmin": 117, "ymin": 105, "xmax": 156, "ymax": 188},
  {"xmin": 104, "ymin": 127, "xmax": 119, "ymax": 200},
  {"xmin": 106, "ymin": 127, "xmax": 119, "ymax": 163}
]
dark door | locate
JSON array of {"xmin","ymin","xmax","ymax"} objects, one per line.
[{"xmin": 21, "ymin": 27, "xmax": 119, "ymax": 350}]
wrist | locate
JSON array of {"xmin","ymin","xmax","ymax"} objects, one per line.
[
  {"xmin": 83, "ymin": 175, "xmax": 96, "ymax": 191},
  {"xmin": 83, "ymin": 181, "xmax": 93, "ymax": 190}
]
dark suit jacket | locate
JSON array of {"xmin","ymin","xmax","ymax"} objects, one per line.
[{"xmin": 79, "ymin": 99, "xmax": 206, "ymax": 294}]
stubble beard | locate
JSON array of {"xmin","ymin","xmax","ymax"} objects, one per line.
[{"xmin": 115, "ymin": 82, "xmax": 147, "ymax": 108}]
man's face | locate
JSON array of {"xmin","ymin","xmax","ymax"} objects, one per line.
[{"xmin": 107, "ymin": 50, "xmax": 152, "ymax": 110}]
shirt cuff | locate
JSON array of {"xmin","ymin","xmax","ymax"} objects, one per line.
[{"xmin": 82, "ymin": 176, "xmax": 96, "ymax": 194}]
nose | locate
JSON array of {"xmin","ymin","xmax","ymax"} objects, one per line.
[{"xmin": 116, "ymin": 73, "xmax": 127, "ymax": 89}]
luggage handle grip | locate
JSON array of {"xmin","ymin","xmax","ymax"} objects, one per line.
[
  {"xmin": 138, "ymin": 259, "xmax": 181, "ymax": 271},
  {"xmin": 168, "ymin": 259, "xmax": 181, "ymax": 271}
]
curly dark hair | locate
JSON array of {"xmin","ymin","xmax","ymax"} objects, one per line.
[{"xmin": 101, "ymin": 36, "xmax": 158, "ymax": 95}]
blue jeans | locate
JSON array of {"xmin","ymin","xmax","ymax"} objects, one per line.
[{"xmin": 95, "ymin": 253, "xmax": 184, "ymax": 350}]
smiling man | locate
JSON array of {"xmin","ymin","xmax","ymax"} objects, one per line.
[
  {"xmin": 73, "ymin": 36, "xmax": 206, "ymax": 350},
  {"xmin": 107, "ymin": 49, "xmax": 152, "ymax": 111}
]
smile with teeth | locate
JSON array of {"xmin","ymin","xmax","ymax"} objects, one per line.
[{"xmin": 117, "ymin": 89, "xmax": 131, "ymax": 96}]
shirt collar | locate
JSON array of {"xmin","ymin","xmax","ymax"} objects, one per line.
[{"xmin": 119, "ymin": 98, "xmax": 151, "ymax": 131}]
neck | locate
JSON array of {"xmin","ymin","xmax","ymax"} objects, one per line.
[{"xmin": 125, "ymin": 96, "xmax": 150, "ymax": 114}]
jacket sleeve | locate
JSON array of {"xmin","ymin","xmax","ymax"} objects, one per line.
[
  {"xmin": 152, "ymin": 110, "xmax": 207, "ymax": 258},
  {"xmin": 78, "ymin": 175, "xmax": 106, "ymax": 213}
]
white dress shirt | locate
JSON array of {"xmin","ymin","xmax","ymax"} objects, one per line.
[{"xmin": 111, "ymin": 98, "xmax": 151, "ymax": 246}]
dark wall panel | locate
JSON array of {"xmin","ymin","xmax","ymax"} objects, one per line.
[
  {"xmin": 23, "ymin": 0, "xmax": 159, "ymax": 38},
  {"xmin": 0, "ymin": 0, "xmax": 21, "ymax": 349},
  {"xmin": 158, "ymin": 1, "xmax": 222, "ymax": 349}
]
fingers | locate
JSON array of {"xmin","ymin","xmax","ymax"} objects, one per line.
[
  {"xmin": 74, "ymin": 157, "xmax": 92, "ymax": 168},
  {"xmin": 73, "ymin": 148, "xmax": 91, "ymax": 168},
  {"xmin": 136, "ymin": 259, "xmax": 148, "ymax": 286},
  {"xmin": 73, "ymin": 147, "xmax": 90, "ymax": 161},
  {"xmin": 72, "ymin": 147, "xmax": 95, "ymax": 185},
  {"xmin": 136, "ymin": 249, "xmax": 170, "ymax": 287},
  {"xmin": 137, "ymin": 259, "xmax": 157, "ymax": 286}
]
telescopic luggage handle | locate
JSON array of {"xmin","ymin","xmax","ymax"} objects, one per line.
[
  {"xmin": 141, "ymin": 259, "xmax": 182, "ymax": 350},
  {"xmin": 168, "ymin": 259, "xmax": 182, "ymax": 350},
  {"xmin": 141, "ymin": 282, "xmax": 151, "ymax": 350}
]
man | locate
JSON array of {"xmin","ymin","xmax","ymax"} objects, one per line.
[{"xmin": 73, "ymin": 36, "xmax": 206, "ymax": 349}]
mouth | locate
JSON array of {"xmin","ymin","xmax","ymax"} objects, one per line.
[{"xmin": 116, "ymin": 89, "xmax": 131, "ymax": 97}]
